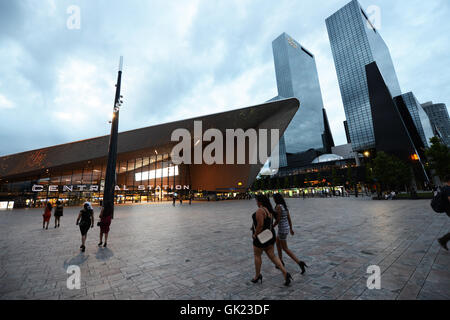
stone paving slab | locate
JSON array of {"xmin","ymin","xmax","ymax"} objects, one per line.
[{"xmin": 0, "ymin": 198, "xmax": 449, "ymax": 300}]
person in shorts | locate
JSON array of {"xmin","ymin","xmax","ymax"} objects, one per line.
[{"xmin": 273, "ymin": 193, "xmax": 308, "ymax": 275}]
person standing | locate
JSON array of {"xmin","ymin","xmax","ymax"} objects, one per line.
[
  {"xmin": 273, "ymin": 193, "xmax": 308, "ymax": 275},
  {"xmin": 42, "ymin": 202, "xmax": 52, "ymax": 229},
  {"xmin": 76, "ymin": 202, "xmax": 94, "ymax": 252},
  {"xmin": 54, "ymin": 200, "xmax": 64, "ymax": 228},
  {"xmin": 438, "ymin": 174, "xmax": 450, "ymax": 251},
  {"xmin": 98, "ymin": 206, "xmax": 112, "ymax": 248},
  {"xmin": 251, "ymin": 194, "xmax": 292, "ymax": 286}
]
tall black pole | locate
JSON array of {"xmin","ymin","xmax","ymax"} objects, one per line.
[{"xmin": 102, "ymin": 56, "xmax": 123, "ymax": 218}]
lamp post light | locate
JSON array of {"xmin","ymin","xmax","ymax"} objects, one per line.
[{"xmin": 102, "ymin": 56, "xmax": 123, "ymax": 219}]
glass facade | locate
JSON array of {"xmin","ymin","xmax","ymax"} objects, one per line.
[
  {"xmin": 326, "ymin": 0, "xmax": 401, "ymax": 151},
  {"xmin": 271, "ymin": 33, "xmax": 325, "ymax": 154},
  {"xmin": 422, "ymin": 102, "xmax": 450, "ymax": 147},
  {"xmin": 0, "ymin": 152, "xmax": 191, "ymax": 208},
  {"xmin": 398, "ymin": 92, "xmax": 434, "ymax": 148}
]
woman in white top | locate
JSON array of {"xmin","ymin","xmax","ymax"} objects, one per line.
[{"xmin": 273, "ymin": 193, "xmax": 308, "ymax": 275}]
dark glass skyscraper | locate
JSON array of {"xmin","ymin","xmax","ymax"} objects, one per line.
[
  {"xmin": 326, "ymin": 0, "xmax": 401, "ymax": 151},
  {"xmin": 271, "ymin": 33, "xmax": 326, "ymax": 154},
  {"xmin": 422, "ymin": 102, "xmax": 450, "ymax": 147},
  {"xmin": 396, "ymin": 92, "xmax": 434, "ymax": 148}
]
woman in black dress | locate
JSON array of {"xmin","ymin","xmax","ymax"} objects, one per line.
[
  {"xmin": 76, "ymin": 202, "xmax": 94, "ymax": 252},
  {"xmin": 251, "ymin": 194, "xmax": 292, "ymax": 286},
  {"xmin": 54, "ymin": 200, "xmax": 63, "ymax": 228}
]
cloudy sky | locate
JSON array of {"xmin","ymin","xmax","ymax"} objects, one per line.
[{"xmin": 0, "ymin": 0, "xmax": 449, "ymax": 156}]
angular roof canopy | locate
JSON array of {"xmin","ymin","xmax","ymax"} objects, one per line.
[{"xmin": 0, "ymin": 98, "xmax": 300, "ymax": 180}]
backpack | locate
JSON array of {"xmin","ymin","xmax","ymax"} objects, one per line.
[{"xmin": 431, "ymin": 188, "xmax": 447, "ymax": 213}]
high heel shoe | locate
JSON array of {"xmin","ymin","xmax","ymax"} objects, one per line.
[
  {"xmin": 251, "ymin": 274, "xmax": 263, "ymax": 284},
  {"xmin": 284, "ymin": 273, "xmax": 293, "ymax": 286},
  {"xmin": 298, "ymin": 261, "xmax": 308, "ymax": 275}
]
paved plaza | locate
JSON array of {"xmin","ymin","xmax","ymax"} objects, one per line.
[{"xmin": 0, "ymin": 197, "xmax": 449, "ymax": 300}]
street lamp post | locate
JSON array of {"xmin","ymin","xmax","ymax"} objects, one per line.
[{"xmin": 102, "ymin": 56, "xmax": 123, "ymax": 219}]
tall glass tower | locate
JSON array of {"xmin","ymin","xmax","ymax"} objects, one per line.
[
  {"xmin": 271, "ymin": 33, "xmax": 326, "ymax": 154},
  {"xmin": 396, "ymin": 92, "xmax": 434, "ymax": 148},
  {"xmin": 326, "ymin": 0, "xmax": 402, "ymax": 151},
  {"xmin": 422, "ymin": 102, "xmax": 450, "ymax": 147}
]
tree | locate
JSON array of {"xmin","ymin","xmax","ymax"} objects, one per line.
[
  {"xmin": 275, "ymin": 178, "xmax": 282, "ymax": 190},
  {"xmin": 331, "ymin": 168, "xmax": 341, "ymax": 195},
  {"xmin": 260, "ymin": 177, "xmax": 269, "ymax": 191},
  {"xmin": 284, "ymin": 177, "xmax": 290, "ymax": 189},
  {"xmin": 372, "ymin": 151, "xmax": 412, "ymax": 194},
  {"xmin": 425, "ymin": 137, "xmax": 450, "ymax": 180},
  {"xmin": 252, "ymin": 178, "xmax": 261, "ymax": 191},
  {"xmin": 292, "ymin": 175, "xmax": 299, "ymax": 188}
]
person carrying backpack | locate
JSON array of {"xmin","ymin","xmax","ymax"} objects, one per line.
[{"xmin": 433, "ymin": 174, "xmax": 450, "ymax": 251}]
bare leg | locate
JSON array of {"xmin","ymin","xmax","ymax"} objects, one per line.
[
  {"xmin": 264, "ymin": 245, "xmax": 287, "ymax": 278},
  {"xmin": 81, "ymin": 235, "xmax": 86, "ymax": 246},
  {"xmin": 104, "ymin": 232, "xmax": 109, "ymax": 244},
  {"xmin": 280, "ymin": 240, "xmax": 300, "ymax": 264},
  {"xmin": 253, "ymin": 246, "xmax": 263, "ymax": 279},
  {"xmin": 99, "ymin": 232, "xmax": 103, "ymax": 243},
  {"xmin": 275, "ymin": 237, "xmax": 284, "ymax": 264}
]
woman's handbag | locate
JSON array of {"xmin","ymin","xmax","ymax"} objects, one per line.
[
  {"xmin": 256, "ymin": 228, "xmax": 273, "ymax": 244},
  {"xmin": 253, "ymin": 208, "xmax": 274, "ymax": 245}
]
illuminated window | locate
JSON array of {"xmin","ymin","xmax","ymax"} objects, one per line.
[{"xmin": 135, "ymin": 166, "xmax": 179, "ymax": 182}]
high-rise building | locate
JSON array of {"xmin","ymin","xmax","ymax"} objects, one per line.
[
  {"xmin": 395, "ymin": 93, "xmax": 434, "ymax": 148},
  {"xmin": 326, "ymin": 0, "xmax": 401, "ymax": 151},
  {"xmin": 271, "ymin": 33, "xmax": 326, "ymax": 154},
  {"xmin": 343, "ymin": 121, "xmax": 351, "ymax": 144},
  {"xmin": 366, "ymin": 62, "xmax": 429, "ymax": 183},
  {"xmin": 421, "ymin": 102, "xmax": 450, "ymax": 147},
  {"xmin": 322, "ymin": 108, "xmax": 335, "ymax": 153}
]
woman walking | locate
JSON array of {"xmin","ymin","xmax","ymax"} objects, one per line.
[
  {"xmin": 54, "ymin": 200, "xmax": 64, "ymax": 228},
  {"xmin": 251, "ymin": 194, "xmax": 292, "ymax": 286},
  {"xmin": 98, "ymin": 207, "xmax": 112, "ymax": 248},
  {"xmin": 42, "ymin": 202, "xmax": 52, "ymax": 229},
  {"xmin": 76, "ymin": 202, "xmax": 94, "ymax": 252},
  {"xmin": 273, "ymin": 193, "xmax": 308, "ymax": 275}
]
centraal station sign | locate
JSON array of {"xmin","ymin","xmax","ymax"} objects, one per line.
[{"xmin": 32, "ymin": 184, "xmax": 190, "ymax": 192}]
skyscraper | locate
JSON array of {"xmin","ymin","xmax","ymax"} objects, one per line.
[
  {"xmin": 326, "ymin": 0, "xmax": 401, "ymax": 151},
  {"xmin": 395, "ymin": 92, "xmax": 434, "ymax": 148},
  {"xmin": 422, "ymin": 102, "xmax": 450, "ymax": 147},
  {"xmin": 271, "ymin": 33, "xmax": 326, "ymax": 154}
]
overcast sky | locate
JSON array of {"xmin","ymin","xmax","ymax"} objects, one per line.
[{"xmin": 0, "ymin": 0, "xmax": 449, "ymax": 156}]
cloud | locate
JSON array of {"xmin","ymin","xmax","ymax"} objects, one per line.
[
  {"xmin": 0, "ymin": 0, "xmax": 448, "ymax": 156},
  {"xmin": 0, "ymin": 94, "xmax": 14, "ymax": 109}
]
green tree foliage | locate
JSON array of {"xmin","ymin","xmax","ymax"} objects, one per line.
[
  {"xmin": 372, "ymin": 151, "xmax": 411, "ymax": 192},
  {"xmin": 425, "ymin": 137, "xmax": 450, "ymax": 179},
  {"xmin": 284, "ymin": 177, "xmax": 290, "ymax": 189},
  {"xmin": 331, "ymin": 168, "xmax": 341, "ymax": 186},
  {"xmin": 252, "ymin": 178, "xmax": 261, "ymax": 191},
  {"xmin": 292, "ymin": 175, "xmax": 299, "ymax": 188}
]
